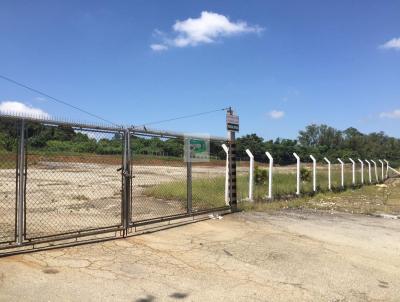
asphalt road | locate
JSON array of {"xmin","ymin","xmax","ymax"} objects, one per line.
[{"xmin": 1, "ymin": 210, "xmax": 399, "ymax": 301}]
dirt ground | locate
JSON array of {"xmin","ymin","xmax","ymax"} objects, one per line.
[
  {"xmin": 0, "ymin": 161, "xmax": 232, "ymax": 242},
  {"xmin": 1, "ymin": 210, "xmax": 399, "ymax": 302}
]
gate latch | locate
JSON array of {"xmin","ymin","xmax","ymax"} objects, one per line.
[{"xmin": 117, "ymin": 167, "xmax": 135, "ymax": 178}]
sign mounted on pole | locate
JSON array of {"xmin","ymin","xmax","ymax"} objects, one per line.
[
  {"xmin": 226, "ymin": 112, "xmax": 239, "ymax": 132},
  {"xmin": 184, "ymin": 134, "xmax": 210, "ymax": 162}
]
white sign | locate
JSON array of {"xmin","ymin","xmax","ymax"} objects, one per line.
[
  {"xmin": 226, "ymin": 113, "xmax": 239, "ymax": 131},
  {"xmin": 184, "ymin": 134, "xmax": 210, "ymax": 162}
]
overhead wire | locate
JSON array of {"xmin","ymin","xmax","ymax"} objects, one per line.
[
  {"xmin": 135, "ymin": 107, "xmax": 229, "ymax": 128},
  {"xmin": 0, "ymin": 74, "xmax": 120, "ymax": 127},
  {"xmin": 0, "ymin": 74, "xmax": 230, "ymax": 129}
]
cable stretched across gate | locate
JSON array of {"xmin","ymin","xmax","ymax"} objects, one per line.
[{"xmin": 0, "ymin": 114, "xmax": 234, "ymax": 255}]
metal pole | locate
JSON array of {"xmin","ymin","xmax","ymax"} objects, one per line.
[
  {"xmin": 379, "ymin": 160, "xmax": 384, "ymax": 182},
  {"xmin": 293, "ymin": 153, "xmax": 300, "ymax": 195},
  {"xmin": 310, "ymin": 155, "xmax": 317, "ymax": 192},
  {"xmin": 323, "ymin": 157, "xmax": 331, "ymax": 191},
  {"xmin": 187, "ymin": 160, "xmax": 192, "ymax": 214},
  {"xmin": 349, "ymin": 158, "xmax": 355, "ymax": 186},
  {"xmin": 222, "ymin": 144, "xmax": 229, "ymax": 205},
  {"xmin": 337, "ymin": 158, "xmax": 344, "ymax": 188},
  {"xmin": 365, "ymin": 159, "xmax": 372, "ymax": 183},
  {"xmin": 122, "ymin": 129, "xmax": 132, "ymax": 234},
  {"xmin": 17, "ymin": 119, "xmax": 26, "ymax": 245},
  {"xmin": 371, "ymin": 160, "xmax": 378, "ymax": 183},
  {"xmin": 228, "ymin": 131, "xmax": 237, "ymax": 211},
  {"xmin": 358, "ymin": 159, "xmax": 364, "ymax": 185},
  {"xmin": 265, "ymin": 152, "xmax": 273, "ymax": 199},
  {"xmin": 245, "ymin": 149, "xmax": 254, "ymax": 202},
  {"xmin": 384, "ymin": 160, "xmax": 389, "ymax": 179}
]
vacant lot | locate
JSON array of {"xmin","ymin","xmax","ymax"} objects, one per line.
[
  {"xmin": 0, "ymin": 210, "xmax": 399, "ymax": 301},
  {"xmin": 1, "ymin": 154, "xmax": 397, "ymax": 245},
  {"xmin": 241, "ymin": 177, "xmax": 400, "ymax": 216},
  {"xmin": 0, "ymin": 159, "xmax": 229, "ymax": 243}
]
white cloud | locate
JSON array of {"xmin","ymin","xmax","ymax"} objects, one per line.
[
  {"xmin": 151, "ymin": 11, "xmax": 263, "ymax": 50},
  {"xmin": 150, "ymin": 44, "xmax": 168, "ymax": 51},
  {"xmin": 379, "ymin": 109, "xmax": 400, "ymax": 119},
  {"xmin": 0, "ymin": 101, "xmax": 50, "ymax": 118},
  {"xmin": 268, "ymin": 110, "xmax": 285, "ymax": 119},
  {"xmin": 380, "ymin": 38, "xmax": 400, "ymax": 50}
]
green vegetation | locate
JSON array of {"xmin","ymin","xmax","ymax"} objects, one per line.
[
  {"xmin": 237, "ymin": 124, "xmax": 400, "ymax": 166},
  {"xmin": 2, "ymin": 120, "xmax": 399, "ymax": 166},
  {"xmin": 144, "ymin": 169, "xmax": 369, "ymax": 209},
  {"xmin": 144, "ymin": 178, "xmax": 228, "ymax": 210},
  {"xmin": 241, "ymin": 178, "xmax": 400, "ymax": 216}
]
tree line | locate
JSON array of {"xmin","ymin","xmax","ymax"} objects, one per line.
[
  {"xmin": 1, "ymin": 121, "xmax": 399, "ymax": 166},
  {"xmin": 237, "ymin": 124, "xmax": 400, "ymax": 166}
]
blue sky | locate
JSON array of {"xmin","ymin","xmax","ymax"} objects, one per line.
[{"xmin": 0, "ymin": 0, "xmax": 399, "ymax": 139}]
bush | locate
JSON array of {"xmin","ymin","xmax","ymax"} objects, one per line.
[
  {"xmin": 254, "ymin": 166, "xmax": 268, "ymax": 185},
  {"xmin": 300, "ymin": 167, "xmax": 311, "ymax": 182}
]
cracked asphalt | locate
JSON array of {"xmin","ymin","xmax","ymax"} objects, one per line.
[{"xmin": 0, "ymin": 211, "xmax": 399, "ymax": 301}]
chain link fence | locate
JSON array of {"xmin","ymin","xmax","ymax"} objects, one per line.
[
  {"xmin": 0, "ymin": 119, "xmax": 18, "ymax": 245},
  {"xmin": 1, "ymin": 114, "xmax": 397, "ymax": 253},
  {"xmin": 0, "ymin": 115, "xmax": 232, "ymax": 253},
  {"xmin": 130, "ymin": 133, "xmax": 188, "ymax": 222},
  {"xmin": 24, "ymin": 123, "xmax": 124, "ymax": 240},
  {"xmin": 191, "ymin": 142, "xmax": 228, "ymax": 211}
]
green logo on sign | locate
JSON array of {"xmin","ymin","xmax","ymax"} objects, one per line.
[
  {"xmin": 184, "ymin": 135, "xmax": 210, "ymax": 162},
  {"xmin": 190, "ymin": 139, "xmax": 206, "ymax": 154}
]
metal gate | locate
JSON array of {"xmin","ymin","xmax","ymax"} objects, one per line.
[
  {"xmin": 0, "ymin": 119, "xmax": 18, "ymax": 245},
  {"xmin": 129, "ymin": 128, "xmax": 230, "ymax": 226},
  {"xmin": 0, "ymin": 115, "xmax": 234, "ymax": 255}
]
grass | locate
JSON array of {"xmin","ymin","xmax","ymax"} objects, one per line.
[
  {"xmin": 144, "ymin": 178, "xmax": 227, "ymax": 211},
  {"xmin": 143, "ymin": 161, "xmax": 400, "ymax": 216},
  {"xmin": 240, "ymin": 178, "xmax": 400, "ymax": 216},
  {"xmin": 237, "ymin": 168, "xmax": 365, "ymax": 201},
  {"xmin": 143, "ymin": 167, "xmax": 388, "ymax": 212}
]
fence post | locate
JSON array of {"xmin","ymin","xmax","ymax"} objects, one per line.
[
  {"xmin": 379, "ymin": 160, "xmax": 384, "ymax": 182},
  {"xmin": 349, "ymin": 158, "xmax": 356, "ymax": 186},
  {"xmin": 337, "ymin": 158, "xmax": 344, "ymax": 188},
  {"xmin": 187, "ymin": 156, "xmax": 192, "ymax": 214},
  {"xmin": 384, "ymin": 159, "xmax": 389, "ymax": 179},
  {"xmin": 17, "ymin": 119, "xmax": 26, "ymax": 245},
  {"xmin": 365, "ymin": 159, "xmax": 372, "ymax": 183},
  {"xmin": 245, "ymin": 149, "xmax": 254, "ymax": 202},
  {"xmin": 122, "ymin": 129, "xmax": 132, "ymax": 234},
  {"xmin": 265, "ymin": 152, "xmax": 273, "ymax": 199},
  {"xmin": 310, "ymin": 155, "xmax": 317, "ymax": 192},
  {"xmin": 228, "ymin": 133, "xmax": 237, "ymax": 211},
  {"xmin": 222, "ymin": 144, "xmax": 229, "ymax": 205},
  {"xmin": 371, "ymin": 160, "xmax": 378, "ymax": 183},
  {"xmin": 324, "ymin": 157, "xmax": 331, "ymax": 190},
  {"xmin": 358, "ymin": 159, "xmax": 364, "ymax": 185},
  {"xmin": 293, "ymin": 153, "xmax": 300, "ymax": 195}
]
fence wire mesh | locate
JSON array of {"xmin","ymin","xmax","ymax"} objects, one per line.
[
  {"xmin": 24, "ymin": 122, "xmax": 124, "ymax": 240},
  {"xmin": 0, "ymin": 119, "xmax": 18, "ymax": 245},
  {"xmin": 130, "ymin": 133, "xmax": 188, "ymax": 222},
  {"xmin": 0, "ymin": 115, "xmax": 232, "ymax": 251},
  {"xmin": 191, "ymin": 142, "xmax": 228, "ymax": 211}
]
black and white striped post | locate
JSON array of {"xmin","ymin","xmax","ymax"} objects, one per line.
[{"xmin": 226, "ymin": 108, "xmax": 239, "ymax": 211}]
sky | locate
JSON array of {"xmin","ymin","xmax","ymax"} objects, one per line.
[{"xmin": 0, "ymin": 0, "xmax": 399, "ymax": 139}]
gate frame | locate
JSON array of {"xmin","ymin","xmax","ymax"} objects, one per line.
[
  {"xmin": 16, "ymin": 119, "xmax": 26, "ymax": 245},
  {"xmin": 128, "ymin": 126, "xmax": 232, "ymax": 227},
  {"xmin": 0, "ymin": 114, "xmax": 233, "ymax": 255}
]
